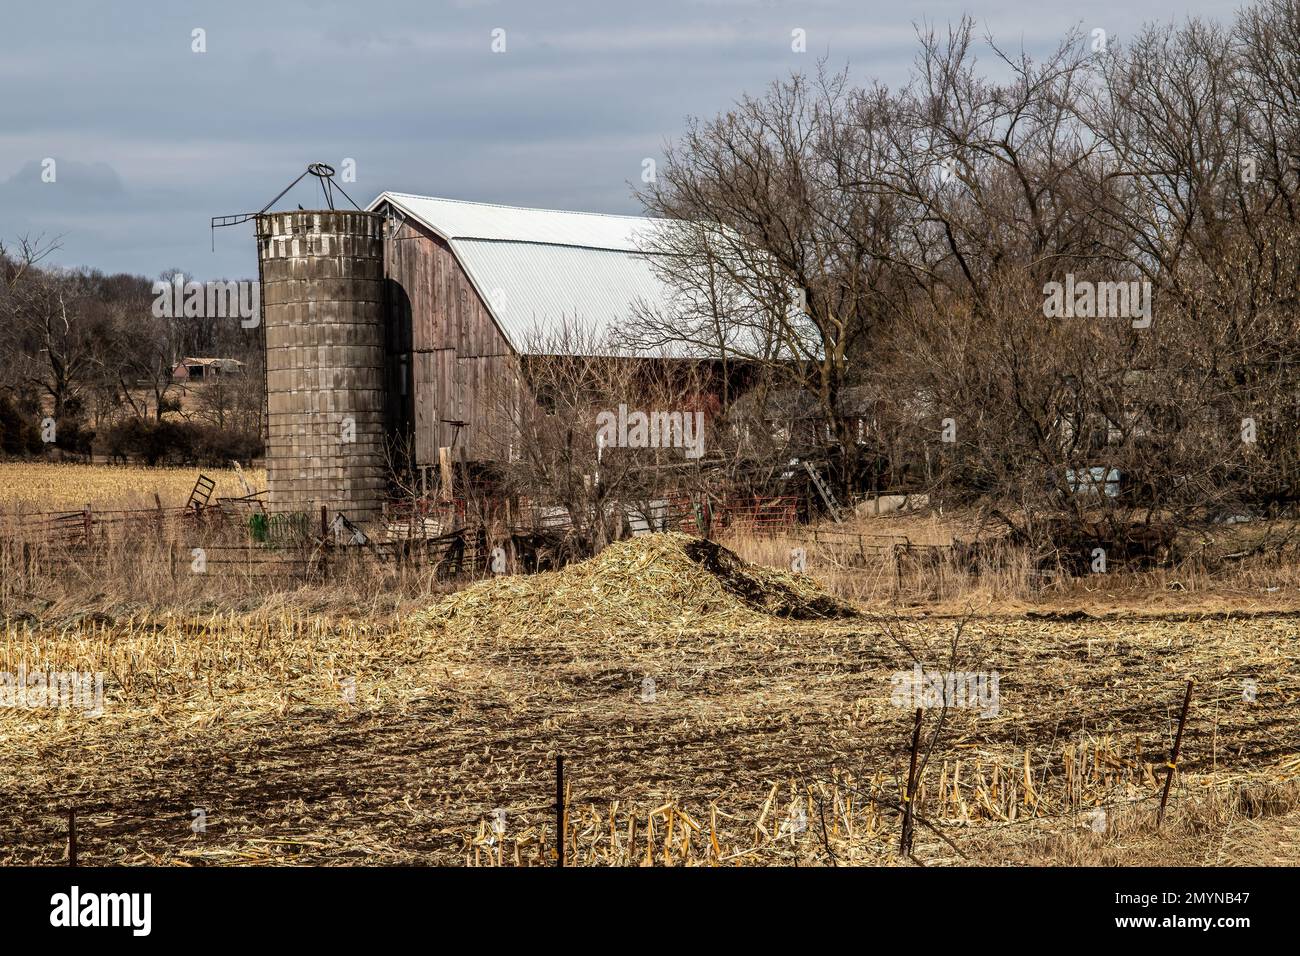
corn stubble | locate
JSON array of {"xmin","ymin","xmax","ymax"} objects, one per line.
[{"xmin": 1, "ymin": 531, "xmax": 1297, "ymax": 865}]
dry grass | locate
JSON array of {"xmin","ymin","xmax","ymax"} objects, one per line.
[
  {"xmin": 720, "ymin": 510, "xmax": 1300, "ymax": 614},
  {"xmin": 2, "ymin": 465, "xmax": 1298, "ymax": 866},
  {"xmin": 0, "ymin": 462, "xmax": 264, "ymax": 512},
  {"xmin": 1, "ymin": 533, "xmax": 1297, "ymax": 866},
  {"xmin": 2, "ymin": 461, "xmax": 1296, "ymax": 621},
  {"xmin": 0, "ymin": 500, "xmax": 455, "ymax": 623}
]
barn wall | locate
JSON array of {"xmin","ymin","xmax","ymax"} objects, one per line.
[{"xmin": 382, "ymin": 214, "xmax": 518, "ymax": 464}]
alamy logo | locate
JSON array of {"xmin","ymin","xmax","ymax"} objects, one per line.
[
  {"xmin": 152, "ymin": 274, "xmax": 260, "ymax": 327},
  {"xmin": 890, "ymin": 665, "xmax": 1000, "ymax": 717},
  {"xmin": 595, "ymin": 404, "xmax": 705, "ymax": 459},
  {"xmin": 50, "ymin": 886, "xmax": 151, "ymax": 936},
  {"xmin": 0, "ymin": 669, "xmax": 103, "ymax": 715},
  {"xmin": 1042, "ymin": 274, "xmax": 1152, "ymax": 329}
]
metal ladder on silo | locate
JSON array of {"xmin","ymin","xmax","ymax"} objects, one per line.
[{"xmin": 803, "ymin": 462, "xmax": 846, "ymax": 524}]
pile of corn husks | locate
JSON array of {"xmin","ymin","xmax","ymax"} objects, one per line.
[{"xmin": 422, "ymin": 532, "xmax": 856, "ymax": 634}]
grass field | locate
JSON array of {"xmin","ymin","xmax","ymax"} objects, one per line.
[
  {"xmin": 1, "ymin": 533, "xmax": 1296, "ymax": 866},
  {"xmin": 0, "ymin": 462, "xmax": 264, "ymax": 512}
]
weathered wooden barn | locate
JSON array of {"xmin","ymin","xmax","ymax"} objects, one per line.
[
  {"xmin": 368, "ymin": 192, "xmax": 710, "ymax": 468},
  {"xmin": 257, "ymin": 192, "xmax": 773, "ymax": 521}
]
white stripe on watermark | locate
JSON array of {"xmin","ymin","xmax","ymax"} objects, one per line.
[{"xmin": 0, "ymin": 669, "xmax": 104, "ymax": 716}]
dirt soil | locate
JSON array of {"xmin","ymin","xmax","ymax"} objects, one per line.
[{"xmin": 2, "ymin": 536, "xmax": 1297, "ymax": 865}]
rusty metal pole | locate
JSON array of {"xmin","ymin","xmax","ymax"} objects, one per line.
[
  {"xmin": 1157, "ymin": 679, "xmax": 1195, "ymax": 829},
  {"xmin": 900, "ymin": 707, "xmax": 923, "ymax": 855}
]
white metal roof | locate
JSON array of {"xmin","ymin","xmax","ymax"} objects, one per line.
[
  {"xmin": 369, "ymin": 191, "xmax": 690, "ymax": 356},
  {"xmin": 373, "ymin": 192, "xmax": 660, "ymax": 252},
  {"xmin": 451, "ymin": 239, "xmax": 679, "ymax": 350}
]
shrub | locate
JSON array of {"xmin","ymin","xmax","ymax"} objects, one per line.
[
  {"xmin": 0, "ymin": 395, "xmax": 44, "ymax": 456},
  {"xmin": 96, "ymin": 418, "xmax": 261, "ymax": 466}
]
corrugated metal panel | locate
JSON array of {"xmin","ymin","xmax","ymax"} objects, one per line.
[
  {"xmin": 369, "ymin": 192, "xmax": 779, "ymax": 358},
  {"xmin": 449, "ymin": 239, "xmax": 679, "ymax": 355},
  {"xmin": 370, "ymin": 192, "xmax": 692, "ymax": 356},
  {"xmin": 372, "ymin": 191, "xmax": 661, "ymax": 251}
]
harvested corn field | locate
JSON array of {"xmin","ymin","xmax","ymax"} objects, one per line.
[
  {"xmin": 0, "ymin": 462, "xmax": 264, "ymax": 512},
  {"xmin": 1, "ymin": 534, "xmax": 1297, "ymax": 866}
]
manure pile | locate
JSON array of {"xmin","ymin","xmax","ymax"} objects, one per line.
[{"xmin": 425, "ymin": 532, "xmax": 856, "ymax": 632}]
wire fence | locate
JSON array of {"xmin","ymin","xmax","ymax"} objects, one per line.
[{"xmin": 0, "ymin": 483, "xmax": 814, "ymax": 589}]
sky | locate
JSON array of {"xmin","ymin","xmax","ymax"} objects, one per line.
[{"xmin": 0, "ymin": 0, "xmax": 1246, "ymax": 280}]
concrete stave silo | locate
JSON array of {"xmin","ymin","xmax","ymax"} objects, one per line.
[{"xmin": 257, "ymin": 209, "xmax": 387, "ymax": 522}]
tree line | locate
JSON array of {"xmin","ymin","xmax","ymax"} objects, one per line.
[
  {"xmin": 625, "ymin": 0, "xmax": 1300, "ymax": 553},
  {"xmin": 0, "ymin": 235, "xmax": 263, "ymax": 464}
]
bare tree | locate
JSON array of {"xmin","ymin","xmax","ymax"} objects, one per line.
[
  {"xmin": 626, "ymin": 4, "xmax": 1300, "ymax": 559},
  {"xmin": 630, "ymin": 67, "xmax": 903, "ymax": 490}
]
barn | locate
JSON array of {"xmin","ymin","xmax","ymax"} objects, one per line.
[
  {"xmin": 369, "ymin": 191, "xmax": 688, "ymax": 466},
  {"xmin": 254, "ymin": 193, "xmax": 766, "ymax": 521},
  {"xmin": 172, "ymin": 357, "xmax": 245, "ymax": 381}
]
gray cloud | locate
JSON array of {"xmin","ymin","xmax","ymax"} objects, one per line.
[{"xmin": 0, "ymin": 0, "xmax": 1244, "ymax": 280}]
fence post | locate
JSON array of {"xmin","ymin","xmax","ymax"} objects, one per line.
[
  {"xmin": 556, "ymin": 754, "xmax": 565, "ymax": 868},
  {"xmin": 67, "ymin": 808, "xmax": 77, "ymax": 866},
  {"xmin": 83, "ymin": 504, "xmax": 92, "ymax": 546},
  {"xmin": 1157, "ymin": 679, "xmax": 1195, "ymax": 829},
  {"xmin": 900, "ymin": 708, "xmax": 923, "ymax": 855}
]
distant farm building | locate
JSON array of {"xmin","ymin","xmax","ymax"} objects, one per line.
[{"xmin": 172, "ymin": 357, "xmax": 245, "ymax": 381}]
